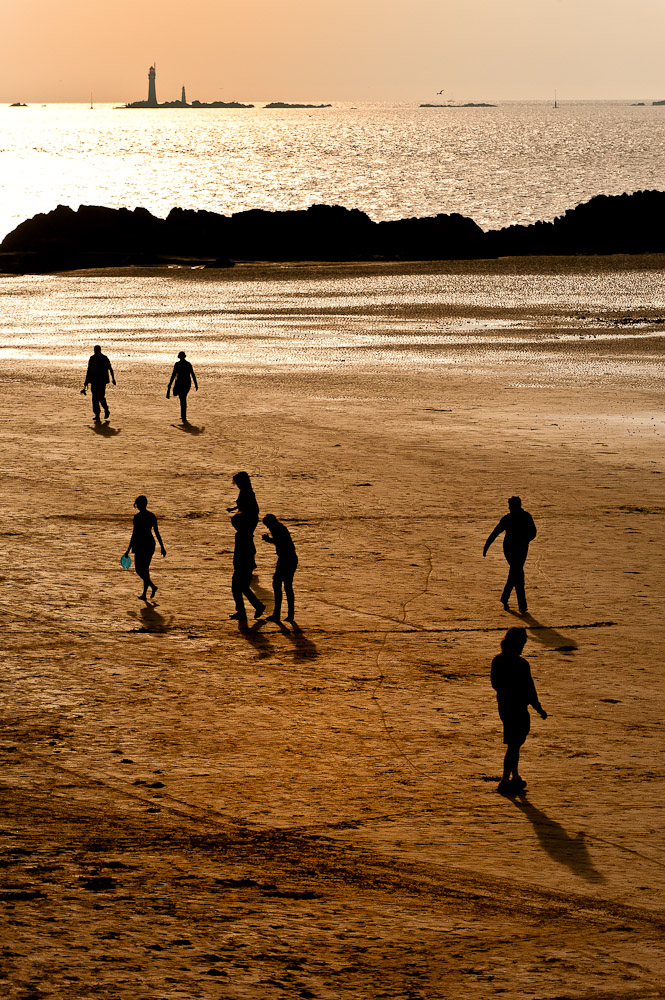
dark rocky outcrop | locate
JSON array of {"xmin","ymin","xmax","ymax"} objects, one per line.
[
  {"xmin": 2, "ymin": 190, "xmax": 665, "ymax": 272},
  {"xmin": 485, "ymin": 190, "xmax": 665, "ymax": 257}
]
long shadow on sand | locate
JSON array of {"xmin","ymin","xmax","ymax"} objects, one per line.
[
  {"xmin": 511, "ymin": 796, "xmax": 604, "ymax": 883},
  {"xmin": 237, "ymin": 619, "xmax": 275, "ymax": 658},
  {"xmin": 173, "ymin": 422, "xmax": 205, "ymax": 435},
  {"xmin": 506, "ymin": 609, "xmax": 578, "ymax": 653},
  {"xmin": 89, "ymin": 421, "xmax": 121, "ymax": 438},
  {"xmin": 283, "ymin": 621, "xmax": 319, "ymax": 660},
  {"xmin": 128, "ymin": 603, "xmax": 173, "ymax": 634}
]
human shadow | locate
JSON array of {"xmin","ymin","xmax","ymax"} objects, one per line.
[
  {"xmin": 514, "ymin": 611, "xmax": 578, "ymax": 652},
  {"xmin": 511, "ymin": 796, "xmax": 604, "ymax": 883},
  {"xmin": 128, "ymin": 602, "xmax": 172, "ymax": 634},
  {"xmin": 236, "ymin": 618, "xmax": 275, "ymax": 658},
  {"xmin": 282, "ymin": 621, "xmax": 319, "ymax": 660},
  {"xmin": 89, "ymin": 421, "xmax": 121, "ymax": 437},
  {"xmin": 173, "ymin": 422, "xmax": 205, "ymax": 435}
]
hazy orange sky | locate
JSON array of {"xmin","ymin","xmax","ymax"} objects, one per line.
[{"xmin": 3, "ymin": 0, "xmax": 665, "ymax": 103}]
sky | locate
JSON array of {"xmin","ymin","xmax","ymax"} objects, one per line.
[{"xmin": 2, "ymin": 0, "xmax": 665, "ymax": 103}]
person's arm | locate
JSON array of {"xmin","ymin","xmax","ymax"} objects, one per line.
[
  {"xmin": 527, "ymin": 513, "xmax": 537, "ymax": 541},
  {"xmin": 526, "ymin": 668, "xmax": 547, "ymax": 718},
  {"xmin": 84, "ymin": 359, "xmax": 92, "ymax": 389},
  {"xmin": 191, "ymin": 366, "xmax": 198, "ymax": 391},
  {"xmin": 152, "ymin": 515, "xmax": 167, "ymax": 557},
  {"xmin": 166, "ymin": 364, "xmax": 177, "ymax": 397},
  {"xmin": 262, "ymin": 532, "xmax": 276, "ymax": 545},
  {"xmin": 483, "ymin": 519, "xmax": 504, "ymax": 557},
  {"xmin": 108, "ymin": 359, "xmax": 116, "ymax": 386},
  {"xmin": 124, "ymin": 523, "xmax": 136, "ymax": 558}
]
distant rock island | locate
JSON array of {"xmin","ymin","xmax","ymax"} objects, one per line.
[
  {"xmin": 420, "ymin": 102, "xmax": 496, "ymax": 108},
  {"xmin": 3, "ymin": 191, "xmax": 665, "ymax": 272},
  {"xmin": 124, "ymin": 65, "xmax": 253, "ymax": 109},
  {"xmin": 264, "ymin": 102, "xmax": 332, "ymax": 109},
  {"xmin": 9, "ymin": 102, "xmax": 28, "ymax": 107}
]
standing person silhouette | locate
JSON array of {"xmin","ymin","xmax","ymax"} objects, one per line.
[
  {"xmin": 83, "ymin": 344, "xmax": 115, "ymax": 422},
  {"xmin": 230, "ymin": 513, "xmax": 265, "ymax": 621},
  {"xmin": 483, "ymin": 496, "xmax": 537, "ymax": 614},
  {"xmin": 227, "ymin": 472, "xmax": 259, "ymax": 530},
  {"xmin": 166, "ymin": 351, "xmax": 198, "ymax": 423},
  {"xmin": 491, "ymin": 627, "xmax": 547, "ymax": 795},
  {"xmin": 123, "ymin": 495, "xmax": 166, "ymax": 602},
  {"xmin": 262, "ymin": 514, "xmax": 298, "ymax": 623}
]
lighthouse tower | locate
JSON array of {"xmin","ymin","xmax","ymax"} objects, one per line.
[{"xmin": 147, "ymin": 65, "xmax": 157, "ymax": 107}]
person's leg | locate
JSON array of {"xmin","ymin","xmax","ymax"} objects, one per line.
[
  {"xmin": 284, "ymin": 568, "xmax": 295, "ymax": 620},
  {"xmin": 180, "ymin": 389, "xmax": 188, "ymax": 422},
  {"xmin": 91, "ymin": 386, "xmax": 102, "ymax": 420},
  {"xmin": 231, "ymin": 570, "xmax": 247, "ymax": 617},
  {"xmin": 500, "ymin": 564, "xmax": 514, "ymax": 607},
  {"xmin": 135, "ymin": 554, "xmax": 151, "ymax": 600},
  {"xmin": 503, "ymin": 743, "xmax": 520, "ymax": 782},
  {"xmin": 101, "ymin": 389, "xmax": 110, "ymax": 419},
  {"xmin": 269, "ymin": 568, "xmax": 283, "ymax": 620},
  {"xmin": 242, "ymin": 580, "xmax": 265, "ymax": 617}
]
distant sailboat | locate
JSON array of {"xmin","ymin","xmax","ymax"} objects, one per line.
[
  {"xmin": 90, "ymin": 93, "xmax": 94, "ymax": 110},
  {"xmin": 554, "ymin": 90, "xmax": 558, "ymax": 109}
]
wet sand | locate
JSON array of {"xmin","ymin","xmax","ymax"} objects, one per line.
[{"xmin": 1, "ymin": 258, "xmax": 665, "ymax": 998}]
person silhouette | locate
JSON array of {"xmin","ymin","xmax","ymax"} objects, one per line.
[
  {"xmin": 230, "ymin": 512, "xmax": 265, "ymax": 621},
  {"xmin": 166, "ymin": 351, "xmax": 198, "ymax": 423},
  {"xmin": 123, "ymin": 495, "xmax": 166, "ymax": 602},
  {"xmin": 262, "ymin": 514, "xmax": 298, "ymax": 623},
  {"xmin": 227, "ymin": 472, "xmax": 259, "ymax": 530},
  {"xmin": 83, "ymin": 344, "xmax": 115, "ymax": 422},
  {"xmin": 491, "ymin": 627, "xmax": 547, "ymax": 795},
  {"xmin": 483, "ymin": 496, "xmax": 537, "ymax": 614}
]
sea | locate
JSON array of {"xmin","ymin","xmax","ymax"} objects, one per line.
[
  {"xmin": 2, "ymin": 101, "xmax": 665, "ymax": 242},
  {"xmin": 2, "ymin": 101, "xmax": 665, "ymax": 371}
]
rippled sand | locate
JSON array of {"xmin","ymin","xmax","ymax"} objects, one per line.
[{"xmin": 1, "ymin": 257, "xmax": 664, "ymax": 998}]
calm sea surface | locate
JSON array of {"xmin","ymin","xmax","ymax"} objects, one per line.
[{"xmin": 1, "ymin": 102, "xmax": 665, "ymax": 243}]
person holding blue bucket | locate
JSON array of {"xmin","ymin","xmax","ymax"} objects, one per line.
[{"xmin": 123, "ymin": 495, "xmax": 166, "ymax": 601}]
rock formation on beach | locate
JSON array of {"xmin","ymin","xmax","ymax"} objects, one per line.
[{"xmin": 2, "ymin": 190, "xmax": 665, "ymax": 271}]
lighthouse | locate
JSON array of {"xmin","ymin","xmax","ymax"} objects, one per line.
[{"xmin": 147, "ymin": 65, "xmax": 157, "ymax": 107}]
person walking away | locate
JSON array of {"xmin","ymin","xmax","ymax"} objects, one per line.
[
  {"xmin": 123, "ymin": 495, "xmax": 166, "ymax": 601},
  {"xmin": 227, "ymin": 472, "xmax": 259, "ymax": 530},
  {"xmin": 230, "ymin": 513, "xmax": 265, "ymax": 621},
  {"xmin": 262, "ymin": 514, "xmax": 298, "ymax": 622},
  {"xmin": 167, "ymin": 351, "xmax": 198, "ymax": 423},
  {"xmin": 483, "ymin": 496, "xmax": 537, "ymax": 614},
  {"xmin": 83, "ymin": 344, "xmax": 115, "ymax": 422},
  {"xmin": 491, "ymin": 627, "xmax": 547, "ymax": 795}
]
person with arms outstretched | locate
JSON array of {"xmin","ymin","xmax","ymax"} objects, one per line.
[
  {"xmin": 491, "ymin": 627, "xmax": 547, "ymax": 795},
  {"xmin": 83, "ymin": 344, "xmax": 115, "ymax": 422},
  {"xmin": 230, "ymin": 513, "xmax": 265, "ymax": 621},
  {"xmin": 123, "ymin": 495, "xmax": 166, "ymax": 601},
  {"xmin": 483, "ymin": 495, "xmax": 536, "ymax": 614},
  {"xmin": 167, "ymin": 351, "xmax": 198, "ymax": 423},
  {"xmin": 262, "ymin": 514, "xmax": 298, "ymax": 622}
]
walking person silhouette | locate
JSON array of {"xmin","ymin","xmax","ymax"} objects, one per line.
[
  {"xmin": 123, "ymin": 495, "xmax": 166, "ymax": 602},
  {"xmin": 227, "ymin": 472, "xmax": 259, "ymax": 530},
  {"xmin": 166, "ymin": 351, "xmax": 198, "ymax": 423},
  {"xmin": 230, "ymin": 513, "xmax": 265, "ymax": 621},
  {"xmin": 483, "ymin": 496, "xmax": 537, "ymax": 614},
  {"xmin": 262, "ymin": 514, "xmax": 298, "ymax": 623},
  {"xmin": 491, "ymin": 627, "xmax": 547, "ymax": 795},
  {"xmin": 83, "ymin": 344, "xmax": 115, "ymax": 422}
]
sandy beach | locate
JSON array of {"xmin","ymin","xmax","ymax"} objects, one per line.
[{"xmin": 1, "ymin": 256, "xmax": 665, "ymax": 998}]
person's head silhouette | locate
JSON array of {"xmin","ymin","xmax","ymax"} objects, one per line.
[
  {"xmin": 134, "ymin": 495, "xmax": 148, "ymax": 511},
  {"xmin": 500, "ymin": 626, "xmax": 527, "ymax": 655},
  {"xmin": 508, "ymin": 496, "xmax": 522, "ymax": 512},
  {"xmin": 233, "ymin": 471, "xmax": 251, "ymax": 490},
  {"xmin": 263, "ymin": 514, "xmax": 278, "ymax": 528},
  {"xmin": 93, "ymin": 344, "xmax": 102, "ymax": 354},
  {"xmin": 178, "ymin": 351, "xmax": 186, "ymax": 359}
]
